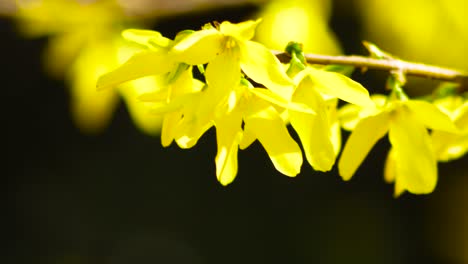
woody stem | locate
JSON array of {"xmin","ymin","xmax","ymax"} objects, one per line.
[{"xmin": 274, "ymin": 51, "xmax": 468, "ymax": 91}]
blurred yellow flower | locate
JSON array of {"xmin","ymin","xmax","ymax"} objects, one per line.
[
  {"xmin": 14, "ymin": 0, "xmax": 162, "ymax": 134},
  {"xmin": 254, "ymin": 0, "xmax": 341, "ymax": 54},
  {"xmin": 358, "ymin": 0, "xmax": 468, "ymax": 70}
]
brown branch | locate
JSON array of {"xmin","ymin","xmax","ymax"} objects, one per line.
[{"xmin": 275, "ymin": 51, "xmax": 468, "ymax": 90}]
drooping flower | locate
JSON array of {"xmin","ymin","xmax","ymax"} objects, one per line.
[
  {"xmin": 338, "ymin": 95, "xmax": 458, "ymax": 195},
  {"xmin": 287, "ymin": 67, "xmax": 375, "ymax": 171},
  {"xmin": 211, "ymin": 82, "xmax": 307, "ymax": 185}
]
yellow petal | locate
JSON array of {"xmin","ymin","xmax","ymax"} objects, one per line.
[
  {"xmin": 97, "ymin": 50, "xmax": 175, "ymax": 90},
  {"xmin": 436, "ymin": 134, "xmax": 468, "ymax": 161},
  {"xmin": 219, "ymin": 19, "xmax": 262, "ymax": 40},
  {"xmin": 214, "ymin": 109, "xmax": 243, "ymax": 185},
  {"xmin": 383, "ymin": 149, "xmax": 406, "ymax": 197},
  {"xmin": 249, "ymin": 88, "xmax": 316, "ymax": 114},
  {"xmin": 338, "ymin": 112, "xmax": 391, "ymax": 181},
  {"xmin": 244, "ymin": 98, "xmax": 302, "ymax": 176},
  {"xmin": 161, "ymin": 112, "xmax": 182, "ymax": 147},
  {"xmin": 432, "ymin": 102, "xmax": 468, "ymax": 161},
  {"xmin": 338, "ymin": 94, "xmax": 387, "ymax": 131},
  {"xmin": 157, "ymin": 70, "xmax": 201, "ymax": 146},
  {"xmin": 405, "ymin": 100, "xmax": 458, "ymax": 133},
  {"xmin": 306, "ymin": 67, "xmax": 374, "ymax": 108},
  {"xmin": 171, "ymin": 28, "xmax": 224, "ymax": 65},
  {"xmin": 205, "ymin": 48, "xmax": 241, "ymax": 102},
  {"xmin": 174, "ymin": 92, "xmax": 214, "ymax": 149},
  {"xmin": 122, "ymin": 29, "xmax": 171, "ymax": 49},
  {"xmin": 239, "ymin": 40, "xmax": 294, "ymax": 99},
  {"xmin": 328, "ymin": 98, "xmax": 342, "ymax": 157},
  {"xmin": 384, "ymin": 149, "xmax": 396, "ymax": 184},
  {"xmin": 452, "ymin": 102, "xmax": 468, "ymax": 129},
  {"xmin": 388, "ymin": 110, "xmax": 437, "ymax": 194},
  {"xmin": 290, "ymin": 78, "xmax": 336, "ymax": 171},
  {"xmin": 157, "ymin": 66, "xmax": 200, "ymax": 146},
  {"xmin": 147, "ymin": 93, "xmax": 197, "ymax": 115},
  {"xmin": 239, "ymin": 129, "xmax": 256, "ymax": 150},
  {"xmin": 338, "ymin": 103, "xmax": 363, "ymax": 131}
]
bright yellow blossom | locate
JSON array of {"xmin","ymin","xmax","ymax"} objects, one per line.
[
  {"xmin": 338, "ymin": 96, "xmax": 458, "ymax": 195},
  {"xmin": 171, "ymin": 20, "xmax": 294, "ymax": 98},
  {"xmin": 254, "ymin": 0, "xmax": 341, "ymax": 55},
  {"xmin": 288, "ymin": 67, "xmax": 374, "ymax": 171},
  {"xmin": 213, "ymin": 83, "xmax": 305, "ymax": 185},
  {"xmin": 98, "ymin": 20, "xmax": 320, "ymax": 185}
]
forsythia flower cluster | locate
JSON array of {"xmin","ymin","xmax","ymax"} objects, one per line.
[{"xmin": 98, "ymin": 19, "xmax": 466, "ymax": 196}]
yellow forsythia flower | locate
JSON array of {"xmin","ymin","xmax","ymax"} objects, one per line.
[
  {"xmin": 171, "ymin": 19, "xmax": 294, "ymax": 98},
  {"xmin": 254, "ymin": 0, "xmax": 341, "ymax": 54},
  {"xmin": 99, "ymin": 20, "xmax": 314, "ymax": 185},
  {"xmin": 289, "ymin": 67, "xmax": 374, "ymax": 171},
  {"xmin": 338, "ymin": 96, "xmax": 458, "ymax": 195}
]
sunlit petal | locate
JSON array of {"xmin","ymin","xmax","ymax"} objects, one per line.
[
  {"xmin": 171, "ymin": 29, "xmax": 224, "ymax": 65},
  {"xmin": 383, "ymin": 149, "xmax": 406, "ymax": 197},
  {"xmin": 239, "ymin": 129, "xmax": 256, "ymax": 150},
  {"xmin": 244, "ymin": 98, "xmax": 302, "ymax": 176},
  {"xmin": 290, "ymin": 77, "xmax": 336, "ymax": 171},
  {"xmin": 389, "ymin": 110, "xmax": 437, "ymax": 194},
  {"xmin": 161, "ymin": 112, "xmax": 182, "ymax": 147},
  {"xmin": 406, "ymin": 100, "xmax": 458, "ymax": 133},
  {"xmin": 239, "ymin": 40, "xmax": 294, "ymax": 99},
  {"xmin": 306, "ymin": 67, "xmax": 374, "ymax": 107},
  {"xmin": 338, "ymin": 103, "xmax": 362, "ymax": 131},
  {"xmin": 174, "ymin": 92, "xmax": 214, "ymax": 149},
  {"xmin": 249, "ymin": 88, "xmax": 316, "ymax": 114},
  {"xmin": 328, "ymin": 98, "xmax": 342, "ymax": 157},
  {"xmin": 122, "ymin": 29, "xmax": 171, "ymax": 49},
  {"xmin": 205, "ymin": 48, "xmax": 241, "ymax": 103},
  {"xmin": 338, "ymin": 111, "xmax": 391, "ymax": 180},
  {"xmin": 338, "ymin": 94, "xmax": 387, "ymax": 130},
  {"xmin": 219, "ymin": 19, "xmax": 262, "ymax": 40},
  {"xmin": 157, "ymin": 64, "xmax": 200, "ymax": 146},
  {"xmin": 97, "ymin": 50, "xmax": 175, "ymax": 90},
  {"xmin": 214, "ymin": 109, "xmax": 243, "ymax": 185}
]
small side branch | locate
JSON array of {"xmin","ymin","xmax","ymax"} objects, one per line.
[{"xmin": 275, "ymin": 51, "xmax": 468, "ymax": 89}]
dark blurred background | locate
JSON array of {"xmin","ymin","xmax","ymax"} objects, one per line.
[{"xmin": 3, "ymin": 1, "xmax": 468, "ymax": 263}]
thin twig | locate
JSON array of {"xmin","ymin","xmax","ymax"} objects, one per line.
[{"xmin": 275, "ymin": 51, "xmax": 468, "ymax": 90}]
